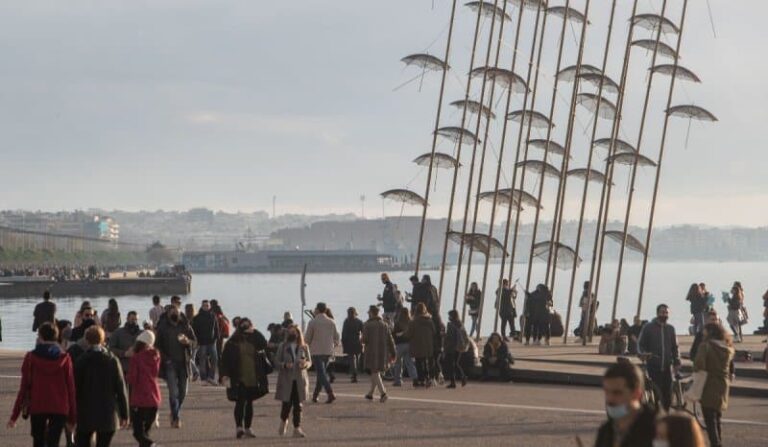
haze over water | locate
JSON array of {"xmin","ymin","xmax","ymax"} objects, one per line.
[{"xmin": 1, "ymin": 261, "xmax": 764, "ymax": 351}]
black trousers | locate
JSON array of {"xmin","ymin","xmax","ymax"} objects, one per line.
[
  {"xmin": 445, "ymin": 352, "xmax": 464, "ymax": 385},
  {"xmin": 414, "ymin": 357, "xmax": 431, "ymax": 383},
  {"xmin": 280, "ymin": 381, "xmax": 302, "ymax": 428},
  {"xmin": 234, "ymin": 397, "xmax": 254, "ymax": 429},
  {"xmin": 481, "ymin": 358, "xmax": 510, "ymax": 381},
  {"xmin": 500, "ymin": 312, "xmax": 515, "ymax": 338},
  {"xmin": 75, "ymin": 430, "xmax": 114, "ymax": 447},
  {"xmin": 702, "ymin": 407, "xmax": 723, "ymax": 447},
  {"xmin": 130, "ymin": 407, "xmax": 157, "ymax": 447},
  {"xmin": 30, "ymin": 413, "xmax": 66, "ymax": 447},
  {"xmin": 648, "ymin": 367, "xmax": 673, "ymax": 411}
]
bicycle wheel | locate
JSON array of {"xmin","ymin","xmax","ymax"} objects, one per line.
[{"xmin": 671, "ymin": 379, "xmax": 687, "ymax": 411}]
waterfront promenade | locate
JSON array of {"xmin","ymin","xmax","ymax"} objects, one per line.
[{"xmin": 1, "ymin": 339, "xmax": 767, "ymax": 446}]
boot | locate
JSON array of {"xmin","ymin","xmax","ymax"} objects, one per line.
[{"xmin": 311, "ymin": 390, "xmax": 319, "ymax": 403}]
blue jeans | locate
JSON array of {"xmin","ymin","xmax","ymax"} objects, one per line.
[
  {"xmin": 312, "ymin": 355, "xmax": 333, "ymax": 396},
  {"xmin": 165, "ymin": 360, "xmax": 189, "ymax": 421},
  {"xmin": 393, "ymin": 343, "xmax": 418, "ymax": 384},
  {"xmin": 469, "ymin": 313, "xmax": 479, "ymax": 337},
  {"xmin": 198, "ymin": 343, "xmax": 218, "ymax": 381}
]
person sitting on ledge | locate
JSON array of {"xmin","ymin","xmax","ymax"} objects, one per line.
[{"xmin": 481, "ymin": 332, "xmax": 512, "ymax": 382}]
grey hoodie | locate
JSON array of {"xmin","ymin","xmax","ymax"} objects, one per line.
[{"xmin": 638, "ymin": 317, "xmax": 681, "ymax": 371}]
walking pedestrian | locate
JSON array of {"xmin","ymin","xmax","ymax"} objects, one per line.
[
  {"xmin": 594, "ymin": 361, "xmax": 656, "ymax": 447},
  {"xmin": 686, "ymin": 283, "xmax": 706, "ymax": 334},
  {"xmin": 465, "ymin": 282, "xmax": 481, "ymax": 338},
  {"xmin": 422, "ymin": 274, "xmax": 440, "ymax": 316},
  {"xmin": 362, "ymin": 305, "xmax": 396, "ymax": 402},
  {"xmin": 444, "ymin": 310, "xmax": 468, "ymax": 388},
  {"xmin": 654, "ymin": 413, "xmax": 706, "ymax": 447},
  {"xmin": 495, "ymin": 279, "xmax": 516, "ymax": 341},
  {"xmin": 406, "ymin": 303, "xmax": 435, "ymax": 387},
  {"xmin": 220, "ymin": 318, "xmax": 269, "ymax": 439},
  {"xmin": 210, "ymin": 299, "xmax": 230, "ymax": 378},
  {"xmin": 108, "ymin": 311, "xmax": 141, "ymax": 373},
  {"xmin": 100, "ymin": 298, "xmax": 122, "ymax": 340},
  {"xmin": 726, "ymin": 282, "xmax": 746, "ymax": 342},
  {"xmin": 192, "ymin": 299, "xmax": 220, "ymax": 385},
  {"xmin": 304, "ymin": 302, "xmax": 339, "ymax": 404},
  {"xmin": 378, "ymin": 273, "xmax": 399, "ymax": 322},
  {"xmin": 126, "ymin": 330, "xmax": 161, "ymax": 447},
  {"xmin": 73, "ymin": 326, "xmax": 129, "ymax": 447},
  {"xmin": 148, "ymin": 295, "xmax": 164, "ymax": 328},
  {"xmin": 392, "ymin": 307, "xmax": 418, "ymax": 387},
  {"xmin": 8, "ymin": 322, "xmax": 76, "ymax": 447},
  {"xmin": 578, "ymin": 281, "xmax": 597, "ymax": 341},
  {"xmin": 155, "ymin": 305, "xmax": 197, "ymax": 428},
  {"xmin": 32, "ymin": 290, "xmax": 56, "ymax": 332},
  {"xmin": 341, "ymin": 307, "xmax": 364, "ymax": 383},
  {"xmin": 408, "ymin": 275, "xmax": 428, "ymax": 314},
  {"xmin": 638, "ymin": 304, "xmax": 681, "ymax": 411},
  {"xmin": 275, "ymin": 325, "xmax": 311, "ymax": 438},
  {"xmin": 694, "ymin": 323, "xmax": 735, "ymax": 447}
]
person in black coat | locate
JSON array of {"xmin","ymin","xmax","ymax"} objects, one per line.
[
  {"xmin": 409, "ymin": 275, "xmax": 429, "ymax": 314},
  {"xmin": 73, "ymin": 326, "xmax": 129, "ymax": 447},
  {"xmin": 192, "ymin": 300, "xmax": 220, "ymax": 384},
  {"xmin": 341, "ymin": 307, "xmax": 364, "ymax": 383},
  {"xmin": 594, "ymin": 361, "xmax": 656, "ymax": 447},
  {"xmin": 220, "ymin": 318, "xmax": 269, "ymax": 439},
  {"xmin": 481, "ymin": 333, "xmax": 511, "ymax": 381},
  {"xmin": 32, "ymin": 290, "xmax": 57, "ymax": 332}
]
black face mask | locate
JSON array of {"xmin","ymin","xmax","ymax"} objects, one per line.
[
  {"xmin": 658, "ymin": 316, "xmax": 668, "ymax": 324},
  {"xmin": 170, "ymin": 314, "xmax": 180, "ymax": 323},
  {"xmin": 126, "ymin": 321, "xmax": 138, "ymax": 329},
  {"xmin": 286, "ymin": 334, "xmax": 297, "ymax": 342}
]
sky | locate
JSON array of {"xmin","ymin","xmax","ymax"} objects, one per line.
[{"xmin": 0, "ymin": 0, "xmax": 765, "ymax": 227}]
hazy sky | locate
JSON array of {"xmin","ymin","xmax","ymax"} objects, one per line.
[{"xmin": 0, "ymin": 1, "xmax": 764, "ymax": 227}]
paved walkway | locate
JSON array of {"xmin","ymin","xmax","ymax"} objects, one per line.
[{"xmin": 1, "ymin": 351, "xmax": 767, "ymax": 446}]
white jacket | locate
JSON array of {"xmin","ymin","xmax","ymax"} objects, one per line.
[{"xmin": 305, "ymin": 313, "xmax": 340, "ymax": 357}]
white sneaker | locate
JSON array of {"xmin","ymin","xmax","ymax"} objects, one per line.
[
  {"xmin": 293, "ymin": 427, "xmax": 306, "ymax": 438},
  {"xmin": 244, "ymin": 428, "xmax": 256, "ymax": 438},
  {"xmin": 278, "ymin": 420, "xmax": 288, "ymax": 436}
]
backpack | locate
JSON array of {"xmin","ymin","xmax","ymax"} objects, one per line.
[
  {"xmin": 217, "ymin": 314, "xmax": 231, "ymax": 338},
  {"xmin": 456, "ymin": 325, "xmax": 470, "ymax": 353}
]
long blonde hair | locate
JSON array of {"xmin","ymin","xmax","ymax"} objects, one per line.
[{"xmin": 286, "ymin": 324, "xmax": 306, "ymax": 347}]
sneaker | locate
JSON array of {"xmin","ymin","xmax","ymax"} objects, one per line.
[
  {"xmin": 364, "ymin": 394, "xmax": 373, "ymax": 401},
  {"xmin": 326, "ymin": 394, "xmax": 336, "ymax": 404},
  {"xmin": 236, "ymin": 428, "xmax": 244, "ymax": 439},
  {"xmin": 171, "ymin": 419, "xmax": 181, "ymax": 429},
  {"xmin": 278, "ymin": 420, "xmax": 288, "ymax": 436},
  {"xmin": 244, "ymin": 428, "xmax": 256, "ymax": 438},
  {"xmin": 380, "ymin": 393, "xmax": 388, "ymax": 403},
  {"xmin": 293, "ymin": 427, "xmax": 306, "ymax": 438}
]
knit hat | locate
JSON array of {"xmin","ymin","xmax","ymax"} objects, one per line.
[{"xmin": 136, "ymin": 330, "xmax": 155, "ymax": 347}]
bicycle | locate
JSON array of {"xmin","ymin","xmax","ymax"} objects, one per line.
[{"xmin": 633, "ymin": 354, "xmax": 705, "ymax": 429}]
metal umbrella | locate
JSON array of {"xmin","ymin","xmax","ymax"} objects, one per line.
[
  {"xmin": 515, "ymin": 160, "xmax": 561, "ymax": 179},
  {"xmin": 507, "ymin": 110, "xmax": 554, "ymax": 129},
  {"xmin": 380, "ymin": 189, "xmax": 428, "ymax": 207},
  {"xmin": 567, "ymin": 168, "xmax": 612, "ymax": 185},
  {"xmin": 631, "ymin": 13, "xmax": 679, "ymax": 34},
  {"xmin": 413, "ymin": 152, "xmax": 460, "ymax": 169},
  {"xmin": 650, "ymin": 64, "xmax": 701, "ymax": 83},
  {"xmin": 434, "ymin": 126, "xmax": 481, "ymax": 145},
  {"xmin": 533, "ymin": 241, "xmax": 582, "ymax": 270},
  {"xmin": 528, "ymin": 139, "xmax": 567, "ymax": 158},
  {"xmin": 465, "ymin": 1, "xmax": 513, "ymax": 22},
  {"xmin": 577, "ymin": 93, "xmax": 617, "ymax": 119},
  {"xmin": 604, "ymin": 230, "xmax": 646, "ymax": 254},
  {"xmin": 631, "ymin": 39, "xmax": 678, "ymax": 60},
  {"xmin": 450, "ymin": 99, "xmax": 496, "ymax": 120}
]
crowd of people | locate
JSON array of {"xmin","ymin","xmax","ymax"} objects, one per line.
[
  {"xmin": 7, "ymin": 272, "xmax": 767, "ymax": 447},
  {"xmin": 0, "ymin": 264, "xmax": 187, "ymax": 281}
]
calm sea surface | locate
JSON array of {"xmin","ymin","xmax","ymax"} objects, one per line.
[{"xmin": 1, "ymin": 261, "xmax": 765, "ymax": 351}]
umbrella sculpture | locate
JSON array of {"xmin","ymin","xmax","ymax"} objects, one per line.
[
  {"xmin": 593, "ymin": 138, "xmax": 637, "ymax": 156},
  {"xmin": 567, "ymin": 168, "xmax": 612, "ymax": 185},
  {"xmin": 576, "ymin": 93, "xmax": 618, "ymax": 120},
  {"xmin": 547, "ymin": 5, "xmax": 590, "ymax": 24},
  {"xmin": 533, "ymin": 241, "xmax": 582, "ymax": 270},
  {"xmin": 447, "ymin": 232, "xmax": 508, "ymax": 258},
  {"xmin": 631, "ymin": 13, "xmax": 680, "ymax": 35},
  {"xmin": 631, "ymin": 39, "xmax": 679, "ymax": 60},
  {"xmin": 508, "ymin": 0, "xmax": 548, "ymax": 12},
  {"xmin": 666, "ymin": 104, "xmax": 718, "ymax": 147},
  {"xmin": 556, "ymin": 64, "xmax": 602, "ymax": 82},
  {"xmin": 477, "ymin": 188, "xmax": 542, "ymax": 210},
  {"xmin": 607, "ymin": 153, "xmax": 657, "ymax": 168},
  {"xmin": 604, "ymin": 230, "xmax": 646, "ymax": 254},
  {"xmin": 578, "ymin": 72, "xmax": 620, "ymax": 95},
  {"xmin": 649, "ymin": 64, "xmax": 701, "ymax": 83},
  {"xmin": 399, "ymin": 53, "xmax": 450, "ymax": 91},
  {"xmin": 515, "ymin": 160, "xmax": 562, "ymax": 179},
  {"xmin": 465, "ymin": 1, "xmax": 513, "ymax": 23},
  {"xmin": 528, "ymin": 139, "xmax": 567, "ymax": 158},
  {"xmin": 507, "ymin": 110, "xmax": 554, "ymax": 129},
  {"xmin": 380, "ymin": 189, "xmax": 427, "ymax": 207},
  {"xmin": 470, "ymin": 66, "xmax": 529, "ymax": 93},
  {"xmin": 434, "ymin": 126, "xmax": 481, "ymax": 145},
  {"xmin": 450, "ymin": 99, "xmax": 496, "ymax": 120},
  {"xmin": 413, "ymin": 152, "xmax": 460, "ymax": 169}
]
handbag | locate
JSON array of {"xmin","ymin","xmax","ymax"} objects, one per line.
[{"xmin": 258, "ymin": 351, "xmax": 274, "ymax": 375}]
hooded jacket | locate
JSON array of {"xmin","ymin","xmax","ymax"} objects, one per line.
[
  {"xmin": 11, "ymin": 343, "xmax": 76, "ymax": 425},
  {"xmin": 637, "ymin": 318, "xmax": 681, "ymax": 372},
  {"xmin": 694, "ymin": 339, "xmax": 735, "ymax": 411},
  {"xmin": 126, "ymin": 348, "xmax": 162, "ymax": 408},
  {"xmin": 74, "ymin": 347, "xmax": 129, "ymax": 432}
]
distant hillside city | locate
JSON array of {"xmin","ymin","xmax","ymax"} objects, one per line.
[{"xmin": 2, "ymin": 209, "xmax": 768, "ymax": 264}]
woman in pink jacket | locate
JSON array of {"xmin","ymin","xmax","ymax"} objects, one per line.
[{"xmin": 127, "ymin": 330, "xmax": 161, "ymax": 447}]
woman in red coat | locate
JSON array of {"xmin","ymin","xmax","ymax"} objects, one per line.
[
  {"xmin": 126, "ymin": 330, "xmax": 161, "ymax": 447},
  {"xmin": 7, "ymin": 322, "xmax": 77, "ymax": 447}
]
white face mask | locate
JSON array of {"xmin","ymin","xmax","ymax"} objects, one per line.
[
  {"xmin": 605, "ymin": 404, "xmax": 629, "ymax": 419},
  {"xmin": 652, "ymin": 440, "xmax": 669, "ymax": 447}
]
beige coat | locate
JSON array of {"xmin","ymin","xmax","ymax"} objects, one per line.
[
  {"xmin": 305, "ymin": 314, "xmax": 340, "ymax": 357},
  {"xmin": 362, "ymin": 317, "xmax": 396, "ymax": 372},
  {"xmin": 694, "ymin": 339, "xmax": 734, "ymax": 411},
  {"xmin": 273, "ymin": 342, "xmax": 312, "ymax": 403}
]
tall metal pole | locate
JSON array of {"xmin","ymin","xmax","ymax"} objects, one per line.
[
  {"xmin": 413, "ymin": 0, "xmax": 460, "ymax": 276},
  {"xmin": 562, "ymin": 0, "xmax": 619, "ymax": 343},
  {"xmin": 439, "ymin": 3, "xmax": 486, "ymax": 310},
  {"xmin": 637, "ymin": 0, "xmax": 689, "ymax": 318},
  {"xmin": 453, "ymin": 0, "xmax": 503, "ymax": 322},
  {"xmin": 610, "ymin": 0, "xmax": 670, "ymax": 322},
  {"xmin": 523, "ymin": 2, "xmax": 584, "ymax": 293},
  {"xmin": 586, "ymin": 0, "xmax": 640, "ymax": 344},
  {"xmin": 493, "ymin": 1, "xmax": 546, "ymax": 333}
]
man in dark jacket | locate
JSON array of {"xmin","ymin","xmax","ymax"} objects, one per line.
[
  {"xmin": 74, "ymin": 326, "xmax": 129, "ymax": 447},
  {"xmin": 192, "ymin": 300, "xmax": 220, "ymax": 385},
  {"xmin": 108, "ymin": 311, "xmax": 141, "ymax": 373},
  {"xmin": 156, "ymin": 305, "xmax": 197, "ymax": 427},
  {"xmin": 32, "ymin": 290, "xmax": 56, "ymax": 332},
  {"xmin": 495, "ymin": 279, "xmax": 516, "ymax": 341},
  {"xmin": 408, "ymin": 275, "xmax": 427, "ymax": 314},
  {"xmin": 594, "ymin": 361, "xmax": 656, "ymax": 447},
  {"xmin": 422, "ymin": 275, "xmax": 440, "ymax": 317},
  {"xmin": 378, "ymin": 273, "xmax": 398, "ymax": 322},
  {"xmin": 637, "ymin": 304, "xmax": 680, "ymax": 411},
  {"xmin": 341, "ymin": 307, "xmax": 364, "ymax": 383}
]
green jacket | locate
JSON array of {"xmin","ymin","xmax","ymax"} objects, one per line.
[{"xmin": 693, "ymin": 340, "xmax": 735, "ymax": 411}]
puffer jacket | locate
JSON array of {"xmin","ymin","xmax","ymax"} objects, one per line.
[
  {"xmin": 637, "ymin": 318, "xmax": 681, "ymax": 372},
  {"xmin": 127, "ymin": 348, "xmax": 161, "ymax": 408}
]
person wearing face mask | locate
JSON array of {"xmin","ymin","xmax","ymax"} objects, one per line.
[
  {"xmin": 274, "ymin": 325, "xmax": 311, "ymax": 438},
  {"xmin": 109, "ymin": 311, "xmax": 141, "ymax": 373},
  {"xmin": 220, "ymin": 318, "xmax": 269, "ymax": 439},
  {"xmin": 637, "ymin": 304, "xmax": 681, "ymax": 411},
  {"xmin": 594, "ymin": 361, "xmax": 656, "ymax": 447},
  {"xmin": 653, "ymin": 413, "xmax": 706, "ymax": 447},
  {"xmin": 155, "ymin": 305, "xmax": 197, "ymax": 428}
]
